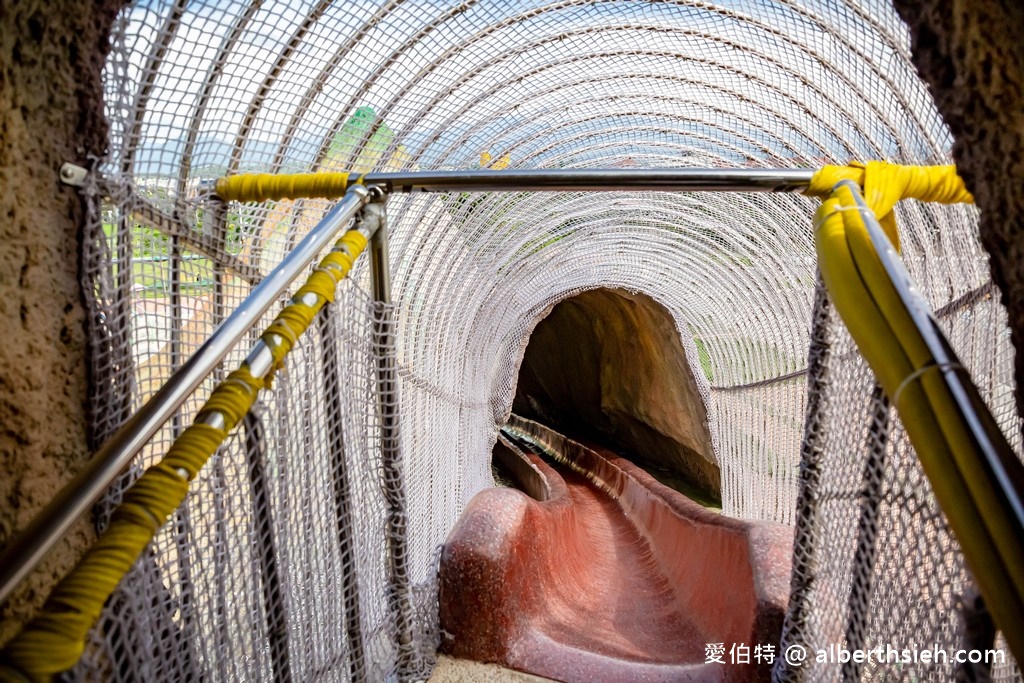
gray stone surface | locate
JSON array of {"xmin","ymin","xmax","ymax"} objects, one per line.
[{"xmin": 428, "ymin": 655, "xmax": 552, "ymax": 682}]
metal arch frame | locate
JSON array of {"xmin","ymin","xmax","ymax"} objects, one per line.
[
  {"xmin": 120, "ymin": 0, "xmax": 189, "ymax": 177},
  {"xmin": 241, "ymin": 408, "xmax": 293, "ymax": 683},
  {"xmin": 270, "ymin": 0, "xmax": 934, "ymax": 177},
  {"xmin": 569, "ymin": 148, "xmax": 753, "ymax": 175},
  {"xmin": 268, "ymin": 0, "xmax": 474, "ymax": 175},
  {"xmin": 405, "ymin": 55, "xmax": 876, "ymax": 168},
  {"xmin": 614, "ymin": 204, "xmax": 813, "ymax": 383},
  {"xmin": 119, "ymin": 0, "xmax": 936, "ymax": 205},
  {"xmin": 234, "ymin": 0, "xmax": 410, "ymax": 295},
  {"xmin": 409, "ymin": 189, "xmax": 815, "ymax": 397},
  {"xmin": 307, "ymin": 0, "xmax": 598, "ymax": 171},
  {"xmin": 495, "ymin": 113, "xmax": 808, "ymax": 168},
  {"xmin": 414, "ymin": 66, "xmax": 864, "ymax": 166},
  {"xmin": 226, "ymin": 0, "xmax": 334, "ymax": 174},
  {"xmin": 447, "ymin": 237, "xmax": 784, "ymax": 411},
  {"xmin": 537, "ymin": 148, "xmax": 744, "ymax": 172},
  {"xmin": 412, "ymin": 189, "xmax": 806, "ymax": 302},
  {"xmin": 679, "ymin": 0, "xmax": 944, "ymax": 153},
  {"xmin": 120, "ymin": 3, "xmax": 263, "ymax": 477},
  {"xmin": 227, "ymin": 0, "xmax": 424, "ymax": 176},
  {"xmin": 264, "ymin": 0, "xmax": 499, "ymax": 272},
  {"xmin": 514, "ymin": 123, "xmax": 780, "ymax": 168},
  {"xmin": 834, "ymin": 0, "xmax": 915, "ymax": 64},
  {"xmin": 327, "ymin": 169, "xmax": 815, "ymax": 278},
  {"xmin": 176, "ymin": 0, "xmax": 264, "ymax": 194},
  {"xmin": 102, "ymin": 0, "xmax": 191, "ymax": 450},
  {"xmin": 252, "ymin": 5, "xmax": 897, "ymax": 285},
  {"xmin": 103, "ymin": 17, "xmax": 199, "ymax": 662},
  {"xmin": 380, "ymin": 173, "xmax": 751, "ymax": 278},
  {"xmin": 434, "ymin": 188, "xmax": 768, "ymax": 235},
  {"xmin": 359, "ymin": 171, "xmax": 816, "ymax": 318},
  {"xmin": 309, "ymin": 21, "xmax": 908, "ymax": 174},
  {"xmin": 355, "ymin": 181, "xmax": 796, "ymax": 334},
  {"xmin": 387, "ymin": 176, "xmax": 819, "ymax": 376},
  {"xmin": 434, "ymin": 90, "xmax": 819, "ymax": 165}
]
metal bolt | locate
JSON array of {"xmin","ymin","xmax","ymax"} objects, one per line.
[{"xmin": 59, "ymin": 162, "xmax": 89, "ymax": 187}]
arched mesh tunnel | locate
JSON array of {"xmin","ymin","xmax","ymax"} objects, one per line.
[{"xmin": 41, "ymin": 0, "xmax": 1021, "ymax": 680}]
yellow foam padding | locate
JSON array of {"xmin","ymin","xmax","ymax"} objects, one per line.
[
  {"xmin": 836, "ymin": 185, "xmax": 1024, "ymax": 591},
  {"xmin": 215, "ymin": 171, "xmax": 356, "ymax": 203},
  {"xmin": 806, "ymin": 161, "xmax": 974, "ymax": 250},
  {"xmin": 815, "ymin": 179, "xmax": 1024, "ymax": 661},
  {"xmin": 0, "ymin": 230, "xmax": 369, "ymax": 681}
]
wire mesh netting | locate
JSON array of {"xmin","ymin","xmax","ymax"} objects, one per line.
[
  {"xmin": 775, "ymin": 281, "xmax": 1022, "ymax": 682},
  {"xmin": 67, "ymin": 0, "xmax": 1023, "ymax": 680}
]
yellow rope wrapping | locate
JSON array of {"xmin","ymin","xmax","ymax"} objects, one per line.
[
  {"xmin": 214, "ymin": 172, "xmax": 354, "ymax": 203},
  {"xmin": 0, "ymin": 230, "xmax": 368, "ymax": 681},
  {"xmin": 805, "ymin": 161, "xmax": 973, "ymax": 249},
  {"xmin": 812, "ymin": 164, "xmax": 1024, "ymax": 662}
]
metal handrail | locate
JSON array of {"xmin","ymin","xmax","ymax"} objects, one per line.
[
  {"xmin": 360, "ymin": 167, "xmax": 815, "ymax": 193},
  {"xmin": 208, "ymin": 167, "xmax": 817, "ymax": 202},
  {"xmin": 0, "ymin": 185, "xmax": 372, "ymax": 605}
]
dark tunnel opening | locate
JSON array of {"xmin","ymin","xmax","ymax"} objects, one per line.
[{"xmin": 506, "ymin": 288, "xmax": 721, "ymax": 507}]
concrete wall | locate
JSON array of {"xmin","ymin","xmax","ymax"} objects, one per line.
[{"xmin": 0, "ymin": 0, "xmax": 126, "ymax": 643}]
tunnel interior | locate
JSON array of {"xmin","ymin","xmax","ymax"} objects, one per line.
[
  {"xmin": 510, "ymin": 287, "xmax": 720, "ymax": 505},
  {"xmin": 4, "ymin": 1, "xmax": 1013, "ymax": 680}
]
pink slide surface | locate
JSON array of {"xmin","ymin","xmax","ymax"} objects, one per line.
[{"xmin": 438, "ymin": 419, "xmax": 793, "ymax": 682}]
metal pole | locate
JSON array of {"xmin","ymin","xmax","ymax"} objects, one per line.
[
  {"xmin": 366, "ymin": 189, "xmax": 416, "ymax": 677},
  {"xmin": 210, "ymin": 167, "xmax": 817, "ymax": 202},
  {"xmin": 0, "ymin": 185, "xmax": 372, "ymax": 606},
  {"xmin": 167, "ymin": 229, "xmax": 202, "ymax": 677},
  {"xmin": 208, "ymin": 196, "xmax": 231, "ymax": 669},
  {"xmin": 360, "ymin": 167, "xmax": 814, "ymax": 194}
]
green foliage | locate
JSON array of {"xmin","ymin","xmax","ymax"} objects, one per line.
[
  {"xmin": 693, "ymin": 336, "xmax": 714, "ymax": 381},
  {"xmin": 104, "ymin": 107, "xmax": 406, "ymax": 301},
  {"xmin": 326, "ymin": 106, "xmax": 397, "ymax": 165},
  {"xmin": 133, "ymin": 224, "xmax": 171, "ymax": 259},
  {"xmin": 103, "ymin": 185, "xmax": 235, "ymax": 298}
]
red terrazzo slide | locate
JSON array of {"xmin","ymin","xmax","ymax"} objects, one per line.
[{"xmin": 439, "ymin": 418, "xmax": 793, "ymax": 682}]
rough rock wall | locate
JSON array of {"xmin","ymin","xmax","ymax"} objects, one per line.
[
  {"xmin": 894, "ymin": 0, "xmax": 1024, "ymax": 427},
  {"xmin": 0, "ymin": 0, "xmax": 127, "ymax": 643},
  {"xmin": 513, "ymin": 289, "xmax": 720, "ymax": 497}
]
